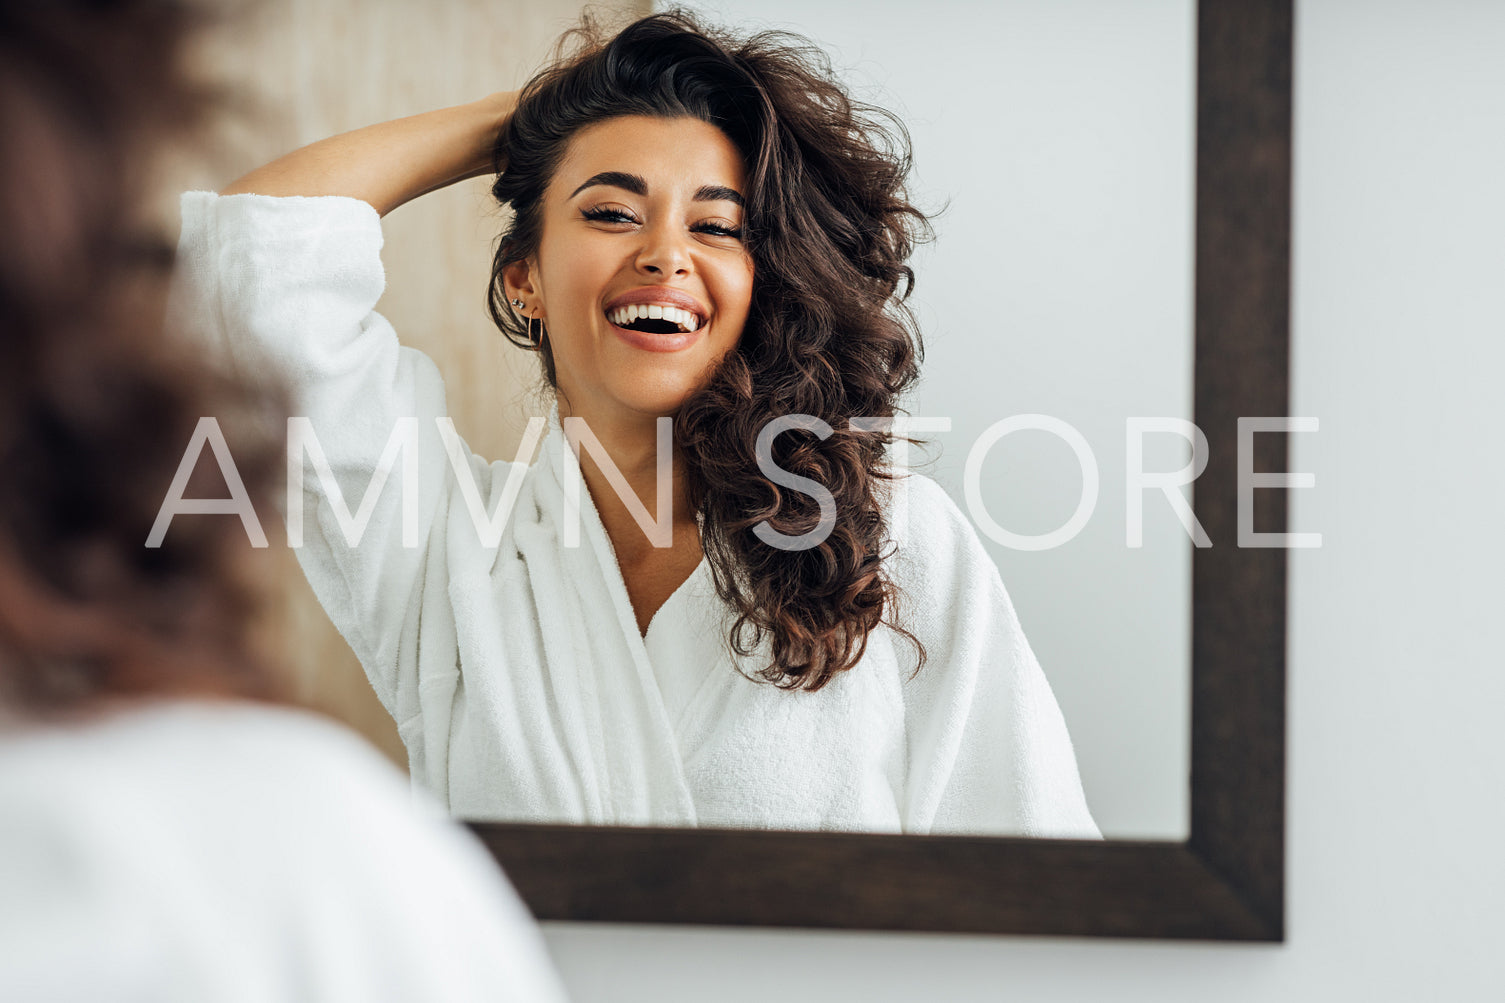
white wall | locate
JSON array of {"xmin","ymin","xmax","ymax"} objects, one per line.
[
  {"xmin": 539, "ymin": 0, "xmax": 1505, "ymax": 997},
  {"xmin": 673, "ymin": 0, "xmax": 1197, "ymax": 840}
]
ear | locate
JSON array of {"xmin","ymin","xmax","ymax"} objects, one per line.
[{"xmin": 502, "ymin": 258, "xmax": 543, "ymax": 315}]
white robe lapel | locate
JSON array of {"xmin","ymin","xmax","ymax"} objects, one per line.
[{"xmin": 532, "ymin": 408, "xmax": 697, "ymax": 826}]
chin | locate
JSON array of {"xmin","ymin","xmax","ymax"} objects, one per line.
[
  {"xmin": 611, "ymin": 361, "xmax": 720, "ymax": 417},
  {"xmin": 618, "ymin": 388, "xmax": 698, "ymax": 418}
]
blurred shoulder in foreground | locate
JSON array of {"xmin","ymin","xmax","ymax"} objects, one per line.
[{"xmin": 0, "ymin": 701, "xmax": 567, "ymax": 1001}]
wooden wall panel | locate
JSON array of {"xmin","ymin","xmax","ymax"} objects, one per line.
[{"xmin": 183, "ymin": 0, "xmax": 648, "ymax": 767}]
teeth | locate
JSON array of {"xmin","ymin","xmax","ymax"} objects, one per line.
[{"xmin": 607, "ymin": 303, "xmax": 702, "ymax": 333}]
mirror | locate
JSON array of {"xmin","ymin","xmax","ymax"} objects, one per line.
[{"xmin": 181, "ymin": 0, "xmax": 1288, "ymax": 938}]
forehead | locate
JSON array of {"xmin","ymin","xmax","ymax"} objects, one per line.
[{"xmin": 551, "ymin": 115, "xmax": 747, "ymax": 198}]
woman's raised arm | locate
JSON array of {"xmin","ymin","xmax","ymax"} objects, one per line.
[{"xmin": 219, "ymin": 92, "xmax": 516, "ymax": 216}]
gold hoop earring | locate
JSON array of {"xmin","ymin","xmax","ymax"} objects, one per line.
[{"xmin": 528, "ymin": 314, "xmax": 545, "ymax": 351}]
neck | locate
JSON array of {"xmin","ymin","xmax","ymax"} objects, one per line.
[{"xmin": 556, "ymin": 398, "xmax": 697, "ymax": 561}]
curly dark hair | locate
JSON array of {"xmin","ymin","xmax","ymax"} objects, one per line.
[
  {"xmin": 488, "ymin": 10, "xmax": 931, "ymax": 691},
  {"xmin": 0, "ymin": 0, "xmax": 286, "ymax": 714}
]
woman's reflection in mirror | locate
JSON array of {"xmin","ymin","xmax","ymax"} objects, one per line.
[{"xmin": 193, "ymin": 9, "xmax": 1103, "ymax": 837}]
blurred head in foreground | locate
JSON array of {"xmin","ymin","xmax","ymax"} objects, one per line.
[{"xmin": 0, "ymin": 0, "xmax": 284, "ymax": 715}]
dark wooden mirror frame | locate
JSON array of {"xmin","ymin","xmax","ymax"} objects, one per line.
[{"xmin": 468, "ymin": 0, "xmax": 1290, "ymax": 941}]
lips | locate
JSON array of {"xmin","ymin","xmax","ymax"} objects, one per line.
[
  {"xmin": 603, "ymin": 287, "xmax": 708, "ymax": 330},
  {"xmin": 602, "ymin": 286, "xmax": 710, "ymax": 352}
]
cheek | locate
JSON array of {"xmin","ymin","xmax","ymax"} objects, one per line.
[
  {"xmin": 706, "ymin": 247, "xmax": 754, "ymax": 304},
  {"xmin": 538, "ymin": 244, "xmax": 609, "ymax": 324},
  {"xmin": 723, "ymin": 262, "xmax": 756, "ymax": 331}
]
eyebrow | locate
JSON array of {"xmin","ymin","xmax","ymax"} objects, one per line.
[{"xmin": 569, "ymin": 171, "xmax": 745, "ymax": 208}]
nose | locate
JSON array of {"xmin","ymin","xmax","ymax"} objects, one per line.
[{"xmin": 634, "ymin": 220, "xmax": 693, "ymax": 278}]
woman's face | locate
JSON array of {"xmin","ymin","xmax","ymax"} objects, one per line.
[{"xmin": 507, "ymin": 115, "xmax": 754, "ymax": 425}]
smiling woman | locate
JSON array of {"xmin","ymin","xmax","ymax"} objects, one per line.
[
  {"xmin": 185, "ymin": 8, "xmax": 1100, "ymax": 837},
  {"xmin": 486, "ymin": 14, "xmax": 935, "ymax": 687}
]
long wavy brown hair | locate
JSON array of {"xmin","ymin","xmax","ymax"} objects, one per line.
[
  {"xmin": 488, "ymin": 10, "xmax": 931, "ymax": 690},
  {"xmin": 0, "ymin": 0, "xmax": 286, "ymax": 714}
]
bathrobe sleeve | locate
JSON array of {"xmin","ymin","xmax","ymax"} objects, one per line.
[
  {"xmin": 170, "ymin": 192, "xmax": 490, "ymax": 720},
  {"xmin": 890, "ymin": 473, "xmax": 1101, "ymax": 838}
]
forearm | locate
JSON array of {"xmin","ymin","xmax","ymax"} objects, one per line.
[{"xmin": 219, "ymin": 93, "xmax": 513, "ymax": 216}]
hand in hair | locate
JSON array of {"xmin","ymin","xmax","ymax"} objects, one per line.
[{"xmin": 219, "ymin": 91, "xmax": 518, "ymax": 217}]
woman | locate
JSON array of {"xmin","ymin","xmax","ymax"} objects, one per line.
[
  {"xmin": 0, "ymin": 2, "xmax": 568, "ymax": 999},
  {"xmin": 191, "ymin": 10, "xmax": 1099, "ymax": 836}
]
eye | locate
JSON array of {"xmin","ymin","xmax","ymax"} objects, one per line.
[
  {"xmin": 692, "ymin": 220, "xmax": 744, "ymax": 240},
  {"xmin": 580, "ymin": 205, "xmax": 639, "ymax": 225}
]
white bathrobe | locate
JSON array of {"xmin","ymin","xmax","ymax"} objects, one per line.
[
  {"xmin": 0, "ymin": 702, "xmax": 569, "ymax": 1003},
  {"xmin": 173, "ymin": 191, "xmax": 1100, "ymax": 839}
]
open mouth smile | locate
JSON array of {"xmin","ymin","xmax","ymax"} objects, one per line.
[
  {"xmin": 606, "ymin": 303, "xmax": 702, "ymax": 334},
  {"xmin": 603, "ymin": 288, "xmax": 709, "ymax": 352}
]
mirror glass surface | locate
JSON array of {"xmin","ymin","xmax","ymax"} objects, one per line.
[{"xmin": 194, "ymin": 0, "xmax": 1193, "ymax": 842}]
